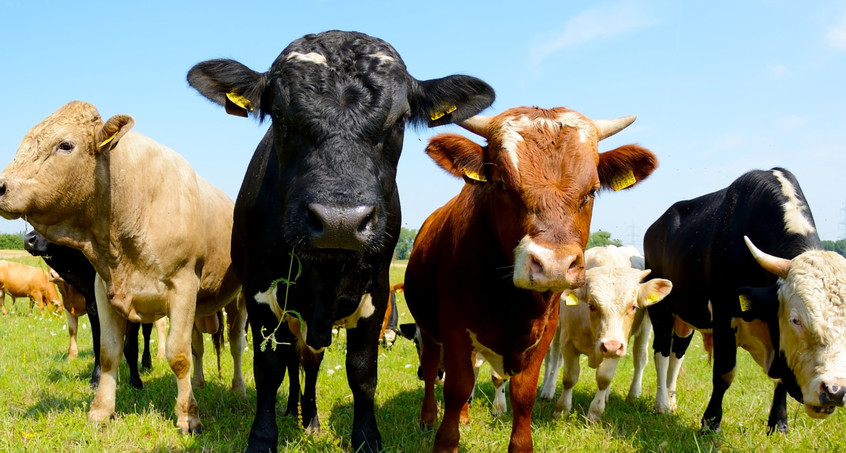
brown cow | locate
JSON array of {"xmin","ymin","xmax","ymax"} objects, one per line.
[
  {"xmin": 0, "ymin": 101, "xmax": 242, "ymax": 434},
  {"xmin": 48, "ymin": 269, "xmax": 87, "ymax": 359},
  {"xmin": 404, "ymin": 106, "xmax": 657, "ymax": 452},
  {"xmin": 0, "ymin": 260, "xmax": 60, "ymax": 316}
]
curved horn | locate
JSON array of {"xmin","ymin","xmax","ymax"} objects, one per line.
[
  {"xmin": 594, "ymin": 115, "xmax": 637, "ymax": 141},
  {"xmin": 459, "ymin": 115, "xmax": 492, "ymax": 137},
  {"xmin": 744, "ymin": 236, "xmax": 791, "ymax": 279}
]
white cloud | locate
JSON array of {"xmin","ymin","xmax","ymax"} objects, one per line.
[
  {"xmin": 779, "ymin": 115, "xmax": 808, "ymax": 130},
  {"xmin": 767, "ymin": 62, "xmax": 787, "ymax": 79},
  {"xmin": 529, "ymin": 0, "xmax": 660, "ymax": 69},
  {"xmin": 826, "ymin": 10, "xmax": 846, "ymax": 50}
]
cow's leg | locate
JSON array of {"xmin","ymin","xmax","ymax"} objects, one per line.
[
  {"xmin": 246, "ymin": 319, "xmax": 290, "ymax": 453},
  {"xmin": 420, "ymin": 331, "xmax": 442, "ymax": 429},
  {"xmin": 462, "ymin": 351, "xmax": 484, "ymax": 425},
  {"xmin": 65, "ymin": 309, "xmax": 79, "ymax": 360},
  {"xmin": 589, "ymin": 357, "xmax": 621, "ymax": 421},
  {"xmin": 191, "ymin": 325, "xmax": 206, "ymax": 390},
  {"xmin": 0, "ymin": 289, "xmax": 7, "ymax": 315},
  {"xmin": 88, "ymin": 276, "xmax": 127, "ymax": 424},
  {"xmin": 665, "ymin": 331, "xmax": 692, "ymax": 412},
  {"xmin": 300, "ymin": 349, "xmax": 323, "ymax": 433},
  {"xmin": 628, "ymin": 312, "xmax": 651, "ymax": 401},
  {"xmin": 86, "ymin": 294, "xmax": 102, "ymax": 389},
  {"xmin": 508, "ymin": 311, "xmax": 558, "ymax": 453},
  {"xmin": 553, "ymin": 343, "xmax": 581, "ymax": 418},
  {"xmin": 491, "ymin": 370, "xmax": 508, "ymax": 417},
  {"xmin": 141, "ymin": 322, "xmax": 153, "ymax": 370},
  {"xmin": 649, "ymin": 303, "xmax": 674, "ymax": 414},
  {"xmin": 226, "ymin": 296, "xmax": 247, "ymax": 395},
  {"xmin": 125, "ymin": 321, "xmax": 143, "ymax": 390},
  {"xmin": 165, "ymin": 280, "xmax": 202, "ymax": 435},
  {"xmin": 155, "ymin": 317, "xmax": 167, "ymax": 359},
  {"xmin": 345, "ymin": 307, "xmax": 384, "ymax": 453},
  {"xmin": 283, "ymin": 345, "xmax": 301, "ymax": 417},
  {"xmin": 539, "ymin": 324, "xmax": 562, "ymax": 400},
  {"xmin": 433, "ymin": 333, "xmax": 474, "ymax": 453},
  {"xmin": 767, "ymin": 381, "xmax": 789, "ymax": 434},
  {"xmin": 700, "ymin": 313, "xmax": 736, "ymax": 433}
]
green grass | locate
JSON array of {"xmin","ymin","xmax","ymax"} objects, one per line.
[{"xmin": 0, "ymin": 258, "xmax": 843, "ymax": 451}]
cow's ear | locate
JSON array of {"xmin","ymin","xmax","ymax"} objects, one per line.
[
  {"xmin": 187, "ymin": 59, "xmax": 267, "ymax": 118},
  {"xmin": 597, "ymin": 144, "xmax": 658, "ymax": 192},
  {"xmin": 561, "ymin": 289, "xmax": 583, "ymax": 307},
  {"xmin": 96, "ymin": 115, "xmax": 134, "ymax": 153},
  {"xmin": 425, "ymin": 133, "xmax": 486, "ymax": 182},
  {"xmin": 638, "ymin": 277, "xmax": 672, "ymax": 307},
  {"xmin": 414, "ymin": 75, "xmax": 495, "ymax": 127},
  {"xmin": 736, "ymin": 286, "xmax": 779, "ymax": 321}
]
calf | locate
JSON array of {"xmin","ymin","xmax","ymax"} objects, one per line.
[
  {"xmin": 0, "ymin": 101, "xmax": 243, "ymax": 434},
  {"xmin": 644, "ymin": 167, "xmax": 846, "ymax": 433},
  {"xmin": 404, "ymin": 106, "xmax": 657, "ymax": 452},
  {"xmin": 540, "ymin": 246, "xmax": 672, "ymax": 421},
  {"xmin": 187, "ymin": 30, "xmax": 494, "ymax": 452},
  {"xmin": 0, "ymin": 259, "xmax": 60, "ymax": 316}
]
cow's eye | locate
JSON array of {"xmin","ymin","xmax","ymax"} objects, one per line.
[
  {"xmin": 588, "ymin": 302, "xmax": 597, "ymax": 312},
  {"xmin": 790, "ymin": 315, "xmax": 802, "ymax": 327},
  {"xmin": 56, "ymin": 142, "xmax": 74, "ymax": 153},
  {"xmin": 579, "ymin": 189, "xmax": 596, "ymax": 212}
]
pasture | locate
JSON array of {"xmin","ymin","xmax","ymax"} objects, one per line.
[{"xmin": 0, "ymin": 256, "xmax": 843, "ymax": 452}]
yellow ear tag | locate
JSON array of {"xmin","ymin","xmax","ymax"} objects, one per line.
[
  {"xmin": 463, "ymin": 169, "xmax": 488, "ymax": 183},
  {"xmin": 225, "ymin": 91, "xmax": 253, "ymax": 117},
  {"xmin": 739, "ymin": 294, "xmax": 752, "ymax": 312},
  {"xmin": 98, "ymin": 132, "xmax": 118, "ymax": 150},
  {"xmin": 430, "ymin": 104, "xmax": 458, "ymax": 121},
  {"xmin": 647, "ymin": 292, "xmax": 661, "ymax": 304},
  {"xmin": 610, "ymin": 169, "xmax": 637, "ymax": 191},
  {"xmin": 564, "ymin": 293, "xmax": 579, "ymax": 306}
]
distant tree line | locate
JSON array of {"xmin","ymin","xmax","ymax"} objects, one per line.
[
  {"xmin": 0, "ymin": 232, "xmax": 25, "ymax": 250},
  {"xmin": 394, "ymin": 227, "xmax": 418, "ymax": 260},
  {"xmin": 822, "ymin": 239, "xmax": 846, "ymax": 258}
]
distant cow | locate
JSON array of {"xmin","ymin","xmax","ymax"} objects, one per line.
[
  {"xmin": 644, "ymin": 167, "xmax": 846, "ymax": 433},
  {"xmin": 380, "ymin": 283, "xmax": 403, "ymax": 348},
  {"xmin": 0, "ymin": 101, "xmax": 243, "ymax": 434},
  {"xmin": 187, "ymin": 30, "xmax": 494, "ymax": 452},
  {"xmin": 25, "ymin": 230, "xmax": 167, "ymax": 389},
  {"xmin": 540, "ymin": 245, "xmax": 672, "ymax": 421},
  {"xmin": 404, "ymin": 106, "xmax": 657, "ymax": 452},
  {"xmin": 0, "ymin": 259, "xmax": 60, "ymax": 316}
]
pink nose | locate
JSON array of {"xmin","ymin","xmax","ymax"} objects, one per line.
[{"xmin": 600, "ymin": 340, "xmax": 625, "ymax": 357}]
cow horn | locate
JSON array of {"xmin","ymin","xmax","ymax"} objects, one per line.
[
  {"xmin": 744, "ymin": 236, "xmax": 791, "ymax": 279},
  {"xmin": 594, "ymin": 115, "xmax": 637, "ymax": 140},
  {"xmin": 459, "ymin": 115, "xmax": 492, "ymax": 137}
]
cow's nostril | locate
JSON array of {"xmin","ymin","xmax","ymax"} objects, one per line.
[{"xmin": 0, "ymin": 181, "xmax": 6, "ymax": 197}]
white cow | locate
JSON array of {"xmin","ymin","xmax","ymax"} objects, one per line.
[
  {"xmin": 540, "ymin": 245, "xmax": 672, "ymax": 420},
  {"xmin": 0, "ymin": 101, "xmax": 242, "ymax": 434}
]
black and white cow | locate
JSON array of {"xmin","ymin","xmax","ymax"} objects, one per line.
[
  {"xmin": 644, "ymin": 167, "xmax": 846, "ymax": 434},
  {"xmin": 187, "ymin": 30, "xmax": 495, "ymax": 452},
  {"xmin": 24, "ymin": 230, "xmax": 156, "ymax": 390}
]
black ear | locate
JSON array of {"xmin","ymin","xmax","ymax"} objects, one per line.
[
  {"xmin": 735, "ymin": 286, "xmax": 779, "ymax": 321},
  {"xmin": 398, "ymin": 323, "xmax": 419, "ymax": 340},
  {"xmin": 413, "ymin": 75, "xmax": 495, "ymax": 127},
  {"xmin": 187, "ymin": 59, "xmax": 267, "ymax": 118}
]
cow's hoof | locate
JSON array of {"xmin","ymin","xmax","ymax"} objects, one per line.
[
  {"xmin": 87, "ymin": 408, "xmax": 113, "ymax": 425},
  {"xmin": 129, "ymin": 376, "xmax": 144, "ymax": 390},
  {"xmin": 698, "ymin": 420, "xmax": 721, "ymax": 435},
  {"xmin": 420, "ymin": 422, "xmax": 436, "ymax": 432},
  {"xmin": 178, "ymin": 425, "xmax": 203, "ymax": 435},
  {"xmin": 766, "ymin": 422, "xmax": 788, "ymax": 435},
  {"xmin": 304, "ymin": 416, "xmax": 320, "ymax": 435}
]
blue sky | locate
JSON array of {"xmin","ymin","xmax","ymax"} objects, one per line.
[{"xmin": 2, "ymin": 1, "xmax": 846, "ymax": 247}]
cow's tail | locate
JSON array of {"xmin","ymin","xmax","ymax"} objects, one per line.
[{"xmin": 212, "ymin": 310, "xmax": 225, "ymax": 377}]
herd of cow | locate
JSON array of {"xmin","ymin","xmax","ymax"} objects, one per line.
[{"xmin": 0, "ymin": 29, "xmax": 844, "ymax": 453}]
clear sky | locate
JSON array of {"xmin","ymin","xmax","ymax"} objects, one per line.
[{"xmin": 2, "ymin": 1, "xmax": 845, "ymax": 248}]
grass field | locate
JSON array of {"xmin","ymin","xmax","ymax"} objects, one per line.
[{"xmin": 0, "ymin": 256, "xmax": 844, "ymax": 452}]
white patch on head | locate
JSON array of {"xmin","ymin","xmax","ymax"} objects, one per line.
[
  {"xmin": 367, "ymin": 52, "xmax": 395, "ymax": 63},
  {"xmin": 254, "ymin": 287, "xmax": 284, "ymax": 320},
  {"xmin": 497, "ymin": 113, "xmax": 593, "ymax": 173},
  {"xmin": 334, "ymin": 293, "xmax": 375, "ymax": 329},
  {"xmin": 772, "ymin": 170, "xmax": 816, "ymax": 236},
  {"xmin": 557, "ymin": 111, "xmax": 593, "ymax": 144},
  {"xmin": 285, "ymin": 52, "xmax": 328, "ymax": 66},
  {"xmin": 468, "ymin": 330, "xmax": 510, "ymax": 378}
]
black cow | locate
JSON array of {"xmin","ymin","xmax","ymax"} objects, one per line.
[
  {"xmin": 644, "ymin": 167, "xmax": 842, "ymax": 434},
  {"xmin": 187, "ymin": 30, "xmax": 494, "ymax": 452},
  {"xmin": 24, "ymin": 230, "xmax": 154, "ymax": 390}
]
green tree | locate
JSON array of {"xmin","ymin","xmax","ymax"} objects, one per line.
[
  {"xmin": 394, "ymin": 227, "xmax": 418, "ymax": 260},
  {"xmin": 586, "ymin": 230, "xmax": 622, "ymax": 249},
  {"xmin": 822, "ymin": 239, "xmax": 846, "ymax": 258},
  {"xmin": 0, "ymin": 232, "xmax": 25, "ymax": 250}
]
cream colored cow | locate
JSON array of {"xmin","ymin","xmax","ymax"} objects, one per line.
[
  {"xmin": 540, "ymin": 245, "xmax": 672, "ymax": 421},
  {"xmin": 0, "ymin": 101, "xmax": 242, "ymax": 434}
]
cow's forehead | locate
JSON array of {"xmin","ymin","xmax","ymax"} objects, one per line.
[
  {"xmin": 585, "ymin": 267, "xmax": 642, "ymax": 305},
  {"xmin": 783, "ymin": 251, "xmax": 846, "ymax": 323},
  {"xmin": 489, "ymin": 108, "xmax": 597, "ymax": 174},
  {"xmin": 21, "ymin": 102, "xmax": 100, "ymax": 150}
]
